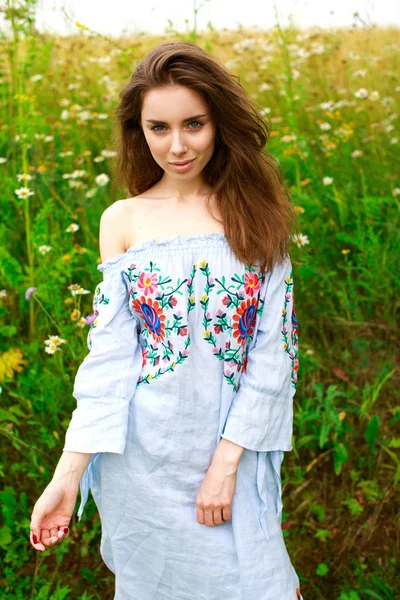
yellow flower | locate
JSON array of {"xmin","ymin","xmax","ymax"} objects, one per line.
[
  {"xmin": 62, "ymin": 255, "xmax": 71, "ymax": 262},
  {"xmin": 300, "ymin": 178, "xmax": 312, "ymax": 187},
  {"xmin": 64, "ymin": 298, "xmax": 73, "ymax": 305},
  {"xmin": 75, "ymin": 21, "xmax": 89, "ymax": 30},
  {"xmin": 201, "ymin": 294, "xmax": 209, "ymax": 303},
  {"xmin": 204, "ymin": 331, "xmax": 211, "ymax": 339},
  {"xmin": 341, "ymin": 249, "xmax": 351, "ymax": 255},
  {"xmin": 339, "ymin": 411, "xmax": 346, "ymax": 421},
  {"xmin": 37, "ymin": 165, "xmax": 47, "ymax": 174},
  {"xmin": 0, "ymin": 348, "xmax": 28, "ymax": 382},
  {"xmin": 70, "ymin": 309, "xmax": 81, "ymax": 321}
]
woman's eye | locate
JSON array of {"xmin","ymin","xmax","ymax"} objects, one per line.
[{"xmin": 151, "ymin": 121, "xmax": 203, "ymax": 132}]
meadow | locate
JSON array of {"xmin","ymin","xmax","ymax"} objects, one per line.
[{"xmin": 0, "ymin": 4, "xmax": 399, "ymax": 599}]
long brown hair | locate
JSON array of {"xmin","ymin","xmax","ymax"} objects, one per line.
[{"xmin": 111, "ymin": 41, "xmax": 300, "ymax": 272}]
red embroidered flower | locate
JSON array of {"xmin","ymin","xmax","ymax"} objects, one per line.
[
  {"xmin": 244, "ymin": 272, "xmax": 261, "ymax": 297},
  {"xmin": 131, "ymin": 296, "xmax": 167, "ymax": 342},
  {"xmin": 232, "ymin": 298, "xmax": 258, "ymax": 347}
]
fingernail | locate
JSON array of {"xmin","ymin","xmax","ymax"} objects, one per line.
[
  {"xmin": 33, "ymin": 535, "xmax": 38, "ymax": 544},
  {"xmin": 57, "ymin": 531, "xmax": 65, "ymax": 540},
  {"xmin": 63, "ymin": 527, "xmax": 68, "ymax": 534}
]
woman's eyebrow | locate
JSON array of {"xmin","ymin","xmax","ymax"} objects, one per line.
[{"xmin": 145, "ymin": 113, "xmax": 208, "ymax": 124}]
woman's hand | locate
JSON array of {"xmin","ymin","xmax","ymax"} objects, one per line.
[
  {"xmin": 29, "ymin": 478, "xmax": 79, "ymax": 551},
  {"xmin": 196, "ymin": 460, "xmax": 238, "ymax": 527}
]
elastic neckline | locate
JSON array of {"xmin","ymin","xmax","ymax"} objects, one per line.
[{"xmin": 97, "ymin": 232, "xmax": 228, "ymax": 272}]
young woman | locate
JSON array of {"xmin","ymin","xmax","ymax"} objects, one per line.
[{"xmin": 30, "ymin": 41, "xmax": 302, "ymax": 600}]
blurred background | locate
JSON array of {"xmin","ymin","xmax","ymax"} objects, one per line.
[{"xmin": 0, "ymin": 1, "xmax": 399, "ymax": 599}]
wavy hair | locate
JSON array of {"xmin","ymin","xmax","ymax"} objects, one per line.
[{"xmin": 110, "ymin": 41, "xmax": 300, "ymax": 271}]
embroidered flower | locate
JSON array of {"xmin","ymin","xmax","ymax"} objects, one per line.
[
  {"xmin": 243, "ymin": 271, "xmax": 261, "ymax": 296},
  {"xmin": 137, "ymin": 271, "xmax": 159, "ymax": 296},
  {"xmin": 131, "ymin": 296, "xmax": 167, "ymax": 342},
  {"xmin": 232, "ymin": 298, "xmax": 258, "ymax": 348}
]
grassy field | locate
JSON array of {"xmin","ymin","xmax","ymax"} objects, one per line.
[{"xmin": 0, "ymin": 4, "xmax": 399, "ymax": 599}]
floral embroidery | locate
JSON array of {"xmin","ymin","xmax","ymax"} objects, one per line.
[
  {"xmin": 87, "ymin": 283, "xmax": 110, "ymax": 351},
  {"xmin": 198, "ymin": 260, "xmax": 267, "ymax": 392},
  {"xmin": 123, "ymin": 261, "xmax": 195, "ymax": 385},
  {"xmin": 282, "ymin": 271, "xmax": 299, "ymax": 389}
]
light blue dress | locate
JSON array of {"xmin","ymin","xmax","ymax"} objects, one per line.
[{"xmin": 63, "ymin": 232, "xmax": 303, "ymax": 600}]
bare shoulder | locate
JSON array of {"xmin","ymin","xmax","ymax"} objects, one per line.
[{"xmin": 99, "ymin": 199, "xmax": 131, "ymax": 263}]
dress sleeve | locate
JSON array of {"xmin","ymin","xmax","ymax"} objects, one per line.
[
  {"xmin": 221, "ymin": 255, "xmax": 299, "ymax": 452},
  {"xmin": 63, "ymin": 264, "xmax": 143, "ymax": 454}
]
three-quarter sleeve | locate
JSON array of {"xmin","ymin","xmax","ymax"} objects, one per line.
[
  {"xmin": 221, "ymin": 255, "xmax": 299, "ymax": 452},
  {"xmin": 63, "ymin": 265, "xmax": 143, "ymax": 455}
]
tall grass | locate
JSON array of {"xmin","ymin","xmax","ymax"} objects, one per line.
[{"xmin": 0, "ymin": 3, "xmax": 399, "ymax": 598}]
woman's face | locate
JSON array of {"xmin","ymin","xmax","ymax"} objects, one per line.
[{"xmin": 140, "ymin": 85, "xmax": 216, "ymax": 180}]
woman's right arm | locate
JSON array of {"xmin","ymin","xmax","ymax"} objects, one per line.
[{"xmin": 30, "ymin": 451, "xmax": 93, "ymax": 552}]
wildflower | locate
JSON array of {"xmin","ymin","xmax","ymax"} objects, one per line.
[
  {"xmin": 25, "ymin": 287, "xmax": 37, "ymax": 300},
  {"xmin": 101, "ymin": 149, "xmax": 117, "ymax": 158},
  {"xmin": 36, "ymin": 165, "xmax": 47, "ymax": 174},
  {"xmin": 85, "ymin": 314, "xmax": 96, "ymax": 326},
  {"xmin": 351, "ymin": 149, "xmax": 363, "ymax": 158},
  {"xmin": 66, "ymin": 223, "xmax": 79, "ymax": 233},
  {"xmin": 341, "ymin": 249, "xmax": 351, "ymax": 254},
  {"xmin": 44, "ymin": 135, "xmax": 54, "ymax": 142},
  {"xmin": 292, "ymin": 233, "xmax": 309, "ymax": 248},
  {"xmin": 319, "ymin": 101, "xmax": 335, "ymax": 111},
  {"xmin": 390, "ymin": 137, "xmax": 398, "ymax": 144},
  {"xmin": 281, "ymin": 134, "xmax": 297, "ymax": 143},
  {"xmin": 58, "ymin": 150, "xmax": 73, "ymax": 157},
  {"xmin": 0, "ymin": 157, "xmax": 8, "ymax": 164},
  {"xmin": 30, "ymin": 74, "xmax": 43, "ymax": 82},
  {"xmin": 95, "ymin": 173, "xmax": 109, "ymax": 186},
  {"xmin": 293, "ymin": 206, "xmax": 305, "ymax": 214},
  {"xmin": 322, "ymin": 176, "xmax": 334, "ymax": 186},
  {"xmin": 354, "ymin": 88, "xmax": 368, "ymax": 99},
  {"xmin": 15, "ymin": 187, "xmax": 35, "ymax": 199},
  {"xmin": 17, "ymin": 173, "xmax": 33, "ymax": 182},
  {"xmin": 392, "ymin": 188, "xmax": 400, "ymax": 197},
  {"xmin": 93, "ymin": 156, "xmax": 105, "ymax": 162},
  {"xmin": 369, "ymin": 90, "xmax": 380, "ymax": 101},
  {"xmin": 85, "ymin": 188, "xmax": 97, "ymax": 198},
  {"xmin": 70, "ymin": 309, "xmax": 81, "ymax": 321},
  {"xmin": 38, "ymin": 245, "xmax": 52, "ymax": 255},
  {"xmin": 0, "ymin": 289, "xmax": 7, "ymax": 298},
  {"xmin": 44, "ymin": 335, "xmax": 67, "ymax": 354},
  {"xmin": 97, "ymin": 113, "xmax": 108, "ymax": 120},
  {"xmin": 68, "ymin": 283, "xmax": 91, "ymax": 296},
  {"xmin": 319, "ymin": 122, "xmax": 331, "ymax": 131},
  {"xmin": 68, "ymin": 180, "xmax": 85, "ymax": 188},
  {"xmin": 77, "ymin": 317, "xmax": 89, "ymax": 328}
]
